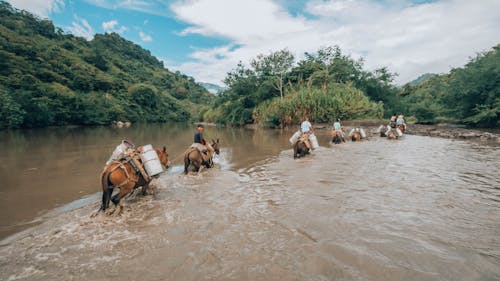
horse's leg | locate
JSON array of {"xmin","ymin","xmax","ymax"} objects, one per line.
[
  {"xmin": 184, "ymin": 152, "xmax": 190, "ymax": 174},
  {"xmin": 112, "ymin": 186, "xmax": 132, "ymax": 215},
  {"xmin": 141, "ymin": 183, "xmax": 150, "ymax": 196},
  {"xmin": 100, "ymin": 170, "xmax": 113, "ymax": 211},
  {"xmin": 293, "ymin": 144, "xmax": 298, "ymax": 159}
]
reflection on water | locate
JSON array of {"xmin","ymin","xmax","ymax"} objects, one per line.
[{"xmin": 0, "ymin": 124, "xmax": 499, "ymax": 280}]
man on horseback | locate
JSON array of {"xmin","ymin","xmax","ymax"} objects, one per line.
[
  {"xmin": 105, "ymin": 138, "xmax": 135, "ymax": 166},
  {"xmin": 333, "ymin": 118, "xmax": 346, "ymax": 143},
  {"xmin": 194, "ymin": 124, "xmax": 206, "ymax": 145},
  {"xmin": 396, "ymin": 114, "xmax": 406, "ymax": 131},
  {"xmin": 389, "ymin": 113, "xmax": 397, "ymax": 128},
  {"xmin": 300, "ymin": 116, "xmax": 313, "ymax": 151}
]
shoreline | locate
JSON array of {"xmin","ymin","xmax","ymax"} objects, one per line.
[{"xmin": 245, "ymin": 120, "xmax": 499, "ymax": 143}]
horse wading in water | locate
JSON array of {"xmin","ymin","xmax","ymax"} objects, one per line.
[
  {"xmin": 99, "ymin": 146, "xmax": 169, "ymax": 214},
  {"xmin": 293, "ymin": 137, "xmax": 310, "ymax": 159},
  {"xmin": 351, "ymin": 131, "xmax": 361, "ymax": 141},
  {"xmin": 377, "ymin": 125, "xmax": 399, "ymax": 139},
  {"xmin": 184, "ymin": 139, "xmax": 220, "ymax": 174}
]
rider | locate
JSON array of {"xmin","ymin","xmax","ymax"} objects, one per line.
[
  {"xmin": 192, "ymin": 124, "xmax": 213, "ymax": 157},
  {"xmin": 396, "ymin": 114, "xmax": 406, "ymax": 130},
  {"xmin": 333, "ymin": 118, "xmax": 345, "ymax": 142},
  {"xmin": 105, "ymin": 138, "xmax": 135, "ymax": 166},
  {"xmin": 194, "ymin": 124, "xmax": 207, "ymax": 145},
  {"xmin": 389, "ymin": 113, "xmax": 397, "ymax": 128},
  {"xmin": 300, "ymin": 116, "xmax": 313, "ymax": 151}
]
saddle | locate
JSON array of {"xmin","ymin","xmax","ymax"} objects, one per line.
[
  {"xmin": 117, "ymin": 151, "xmax": 150, "ymax": 182},
  {"xmin": 189, "ymin": 143, "xmax": 212, "ymax": 163}
]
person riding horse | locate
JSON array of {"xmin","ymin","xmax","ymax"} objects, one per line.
[
  {"xmin": 300, "ymin": 117, "xmax": 314, "ymax": 151},
  {"xmin": 184, "ymin": 125, "xmax": 220, "ymax": 173},
  {"xmin": 100, "ymin": 143, "xmax": 169, "ymax": 213},
  {"xmin": 389, "ymin": 113, "xmax": 397, "ymax": 128},
  {"xmin": 396, "ymin": 114, "xmax": 406, "ymax": 132},
  {"xmin": 332, "ymin": 119, "xmax": 346, "ymax": 144},
  {"xmin": 105, "ymin": 138, "xmax": 135, "ymax": 166}
]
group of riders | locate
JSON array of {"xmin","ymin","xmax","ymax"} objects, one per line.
[
  {"xmin": 292, "ymin": 114, "xmax": 407, "ymax": 158},
  {"xmin": 99, "ymin": 124, "xmax": 218, "ymax": 213},
  {"xmin": 379, "ymin": 113, "xmax": 407, "ymax": 138}
]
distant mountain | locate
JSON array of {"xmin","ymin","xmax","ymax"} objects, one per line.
[
  {"xmin": 0, "ymin": 2, "xmax": 213, "ymax": 129},
  {"xmin": 198, "ymin": 82, "xmax": 225, "ymax": 94},
  {"xmin": 406, "ymin": 73, "xmax": 436, "ymax": 87}
]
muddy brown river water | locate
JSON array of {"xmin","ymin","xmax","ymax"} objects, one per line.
[{"xmin": 0, "ymin": 123, "xmax": 499, "ymax": 280}]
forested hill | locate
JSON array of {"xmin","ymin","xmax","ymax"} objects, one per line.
[{"xmin": 0, "ymin": 2, "xmax": 213, "ymax": 129}]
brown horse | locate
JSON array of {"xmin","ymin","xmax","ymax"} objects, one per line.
[
  {"xmin": 397, "ymin": 124, "xmax": 405, "ymax": 134},
  {"xmin": 293, "ymin": 139, "xmax": 310, "ymax": 159},
  {"xmin": 100, "ymin": 146, "xmax": 169, "ymax": 213},
  {"xmin": 331, "ymin": 130, "xmax": 345, "ymax": 144},
  {"xmin": 378, "ymin": 125, "xmax": 399, "ymax": 139},
  {"xmin": 351, "ymin": 131, "xmax": 361, "ymax": 141},
  {"xmin": 184, "ymin": 139, "xmax": 220, "ymax": 174}
]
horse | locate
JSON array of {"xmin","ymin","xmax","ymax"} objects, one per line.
[
  {"xmin": 184, "ymin": 139, "xmax": 220, "ymax": 174},
  {"xmin": 351, "ymin": 131, "xmax": 361, "ymax": 141},
  {"xmin": 397, "ymin": 124, "xmax": 405, "ymax": 134},
  {"xmin": 293, "ymin": 139, "xmax": 310, "ymax": 159},
  {"xmin": 377, "ymin": 125, "xmax": 399, "ymax": 139},
  {"xmin": 331, "ymin": 130, "xmax": 345, "ymax": 144},
  {"xmin": 99, "ymin": 146, "xmax": 169, "ymax": 213}
]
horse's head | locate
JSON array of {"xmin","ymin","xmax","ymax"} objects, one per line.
[
  {"xmin": 211, "ymin": 139, "xmax": 220, "ymax": 155},
  {"xmin": 156, "ymin": 146, "xmax": 170, "ymax": 169}
]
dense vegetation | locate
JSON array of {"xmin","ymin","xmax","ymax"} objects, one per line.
[
  {"xmin": 400, "ymin": 45, "xmax": 499, "ymax": 127},
  {"xmin": 203, "ymin": 46, "xmax": 397, "ymax": 127},
  {"xmin": 0, "ymin": 2, "xmax": 212, "ymax": 129},
  {"xmin": 204, "ymin": 44, "xmax": 498, "ymax": 128}
]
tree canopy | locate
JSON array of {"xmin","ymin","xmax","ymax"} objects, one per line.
[
  {"xmin": 0, "ymin": 2, "xmax": 212, "ymax": 129},
  {"xmin": 204, "ymin": 43, "xmax": 499, "ymax": 128}
]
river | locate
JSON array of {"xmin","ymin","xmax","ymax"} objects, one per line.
[{"xmin": 0, "ymin": 123, "xmax": 499, "ymax": 280}]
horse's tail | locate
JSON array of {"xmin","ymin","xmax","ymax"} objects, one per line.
[
  {"xmin": 100, "ymin": 170, "xmax": 112, "ymax": 211},
  {"xmin": 184, "ymin": 151, "xmax": 190, "ymax": 174}
]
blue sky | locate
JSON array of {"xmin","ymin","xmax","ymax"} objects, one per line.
[{"xmin": 6, "ymin": 0, "xmax": 500, "ymax": 85}]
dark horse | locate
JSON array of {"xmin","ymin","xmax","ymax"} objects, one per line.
[
  {"xmin": 331, "ymin": 130, "xmax": 345, "ymax": 144},
  {"xmin": 293, "ymin": 139, "xmax": 310, "ymax": 159},
  {"xmin": 99, "ymin": 146, "xmax": 169, "ymax": 214},
  {"xmin": 184, "ymin": 139, "xmax": 220, "ymax": 174}
]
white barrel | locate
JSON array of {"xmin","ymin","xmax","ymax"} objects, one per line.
[
  {"xmin": 289, "ymin": 130, "xmax": 301, "ymax": 144},
  {"xmin": 140, "ymin": 144, "xmax": 163, "ymax": 176},
  {"xmin": 309, "ymin": 133, "xmax": 319, "ymax": 149},
  {"xmin": 360, "ymin": 128, "xmax": 366, "ymax": 138}
]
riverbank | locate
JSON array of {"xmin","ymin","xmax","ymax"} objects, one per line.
[{"xmin": 278, "ymin": 120, "xmax": 499, "ymax": 143}]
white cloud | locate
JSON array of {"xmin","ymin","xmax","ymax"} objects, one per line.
[
  {"xmin": 6, "ymin": 0, "xmax": 64, "ymax": 17},
  {"xmin": 102, "ymin": 20, "xmax": 127, "ymax": 34},
  {"xmin": 139, "ymin": 31, "xmax": 153, "ymax": 42},
  {"xmin": 83, "ymin": 0, "xmax": 173, "ymax": 17},
  {"xmin": 67, "ymin": 16, "xmax": 95, "ymax": 40},
  {"xmin": 168, "ymin": 0, "xmax": 500, "ymax": 85}
]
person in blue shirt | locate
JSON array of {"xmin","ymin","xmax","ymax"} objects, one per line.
[
  {"xmin": 300, "ymin": 117, "xmax": 313, "ymax": 151},
  {"xmin": 333, "ymin": 118, "xmax": 345, "ymax": 142}
]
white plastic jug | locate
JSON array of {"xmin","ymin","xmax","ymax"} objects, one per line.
[
  {"xmin": 309, "ymin": 133, "xmax": 319, "ymax": 149},
  {"xmin": 140, "ymin": 144, "xmax": 163, "ymax": 176},
  {"xmin": 360, "ymin": 128, "xmax": 366, "ymax": 138},
  {"xmin": 289, "ymin": 130, "xmax": 301, "ymax": 144}
]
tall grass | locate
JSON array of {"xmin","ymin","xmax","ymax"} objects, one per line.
[{"xmin": 254, "ymin": 83, "xmax": 383, "ymax": 127}]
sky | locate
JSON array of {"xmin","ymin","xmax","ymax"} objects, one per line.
[{"xmin": 5, "ymin": 0, "xmax": 500, "ymax": 86}]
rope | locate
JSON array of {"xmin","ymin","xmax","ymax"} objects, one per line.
[{"xmin": 169, "ymin": 148, "xmax": 192, "ymax": 164}]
